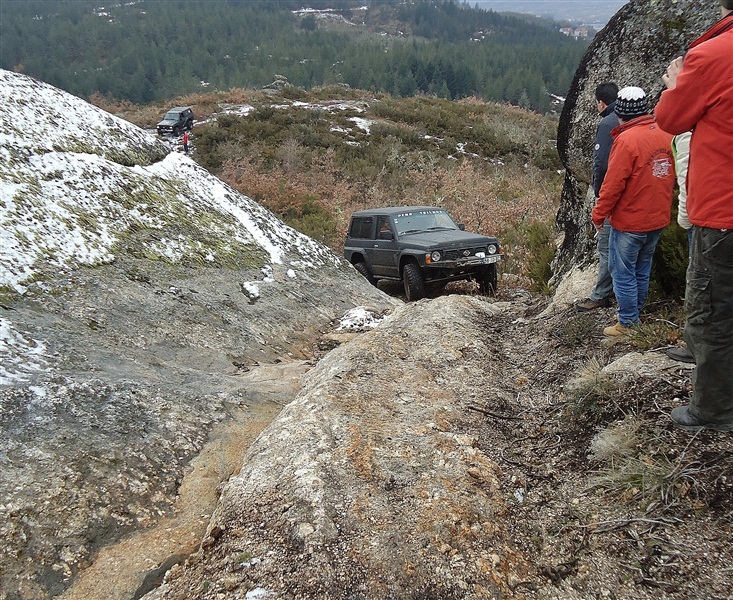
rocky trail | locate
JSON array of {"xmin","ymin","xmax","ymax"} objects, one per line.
[
  {"xmin": 459, "ymin": 293, "xmax": 733, "ymax": 599},
  {"xmin": 94, "ymin": 290, "xmax": 731, "ymax": 600},
  {"xmin": 5, "ymin": 278, "xmax": 732, "ymax": 600}
]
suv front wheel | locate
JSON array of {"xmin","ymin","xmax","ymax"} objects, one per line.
[{"xmin": 403, "ymin": 262, "xmax": 425, "ymax": 301}]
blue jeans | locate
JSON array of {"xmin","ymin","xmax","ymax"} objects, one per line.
[
  {"xmin": 608, "ymin": 227, "xmax": 663, "ymax": 327},
  {"xmin": 590, "ymin": 220, "xmax": 613, "ymax": 301}
]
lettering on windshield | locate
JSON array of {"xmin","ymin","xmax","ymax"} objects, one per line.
[{"xmin": 395, "ymin": 210, "xmax": 445, "ymax": 218}]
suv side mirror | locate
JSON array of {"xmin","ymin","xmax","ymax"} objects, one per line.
[{"xmin": 457, "ymin": 223, "xmax": 466, "ymax": 231}]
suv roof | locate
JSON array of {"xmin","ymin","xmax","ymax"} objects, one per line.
[{"xmin": 350, "ymin": 206, "xmax": 441, "ymax": 217}]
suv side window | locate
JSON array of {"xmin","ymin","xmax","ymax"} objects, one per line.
[
  {"xmin": 376, "ymin": 216, "xmax": 393, "ymax": 239},
  {"xmin": 349, "ymin": 217, "xmax": 373, "ymax": 239}
]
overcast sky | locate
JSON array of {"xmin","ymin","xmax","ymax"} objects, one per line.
[{"xmin": 472, "ymin": 1, "xmax": 630, "ymax": 25}]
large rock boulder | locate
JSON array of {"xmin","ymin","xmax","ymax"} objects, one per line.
[
  {"xmin": 553, "ymin": 0, "xmax": 720, "ymax": 280},
  {"xmin": 0, "ymin": 70, "xmax": 400, "ymax": 599}
]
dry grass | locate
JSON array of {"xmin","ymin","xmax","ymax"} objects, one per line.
[
  {"xmin": 589, "ymin": 416, "xmax": 642, "ymax": 464},
  {"xmin": 590, "ymin": 429, "xmax": 710, "ymax": 511}
]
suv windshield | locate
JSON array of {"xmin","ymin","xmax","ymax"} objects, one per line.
[
  {"xmin": 164, "ymin": 111, "xmax": 182, "ymax": 120},
  {"xmin": 393, "ymin": 209, "xmax": 457, "ymax": 235}
]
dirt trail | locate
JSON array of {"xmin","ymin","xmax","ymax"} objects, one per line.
[{"xmin": 59, "ymin": 361, "xmax": 311, "ymax": 600}]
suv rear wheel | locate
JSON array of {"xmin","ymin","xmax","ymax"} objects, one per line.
[
  {"xmin": 403, "ymin": 262, "xmax": 425, "ymax": 301},
  {"xmin": 354, "ymin": 261, "xmax": 376, "ymax": 286}
]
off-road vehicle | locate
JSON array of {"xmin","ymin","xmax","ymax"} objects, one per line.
[
  {"xmin": 156, "ymin": 107, "xmax": 195, "ymax": 136},
  {"xmin": 344, "ymin": 206, "xmax": 502, "ymax": 301}
]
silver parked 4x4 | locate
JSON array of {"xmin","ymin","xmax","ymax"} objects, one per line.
[
  {"xmin": 156, "ymin": 106, "xmax": 195, "ymax": 137},
  {"xmin": 344, "ymin": 206, "xmax": 502, "ymax": 301}
]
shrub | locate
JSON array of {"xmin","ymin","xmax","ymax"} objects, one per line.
[
  {"xmin": 280, "ymin": 196, "xmax": 336, "ymax": 245},
  {"xmin": 650, "ymin": 220, "xmax": 689, "ymax": 300},
  {"xmin": 603, "ymin": 301, "xmax": 686, "ymax": 351},
  {"xmin": 565, "ymin": 358, "xmax": 627, "ymax": 421},
  {"xmin": 500, "ymin": 219, "xmax": 556, "ymax": 294},
  {"xmin": 559, "ymin": 313, "xmax": 597, "ymax": 348},
  {"xmin": 590, "ymin": 425, "xmax": 707, "ymax": 510}
]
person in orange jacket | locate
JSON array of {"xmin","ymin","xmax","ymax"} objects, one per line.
[
  {"xmin": 591, "ymin": 86, "xmax": 675, "ymax": 337},
  {"xmin": 655, "ymin": 0, "xmax": 733, "ymax": 432}
]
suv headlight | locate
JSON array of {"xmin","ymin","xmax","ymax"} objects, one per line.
[
  {"xmin": 430, "ymin": 251, "xmax": 442, "ymax": 262},
  {"xmin": 487, "ymin": 244, "xmax": 498, "ymax": 255}
]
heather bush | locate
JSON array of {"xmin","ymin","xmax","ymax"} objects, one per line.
[{"xmin": 499, "ymin": 219, "xmax": 556, "ymax": 293}]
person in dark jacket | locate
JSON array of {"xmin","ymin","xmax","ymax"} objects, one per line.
[
  {"xmin": 576, "ymin": 82, "xmax": 619, "ymax": 312},
  {"xmin": 655, "ymin": 0, "xmax": 733, "ymax": 432}
]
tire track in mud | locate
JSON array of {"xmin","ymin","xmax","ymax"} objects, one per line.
[{"xmin": 59, "ymin": 361, "xmax": 311, "ymax": 600}]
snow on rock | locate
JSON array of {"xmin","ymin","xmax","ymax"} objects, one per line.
[
  {"xmin": 336, "ymin": 306, "xmax": 384, "ymax": 331},
  {"xmin": 0, "ymin": 69, "xmax": 342, "ymax": 294},
  {"xmin": 0, "ymin": 316, "xmax": 50, "ymax": 382}
]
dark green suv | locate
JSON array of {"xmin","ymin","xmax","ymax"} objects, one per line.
[
  {"xmin": 156, "ymin": 106, "xmax": 195, "ymax": 137},
  {"xmin": 344, "ymin": 206, "xmax": 502, "ymax": 301}
]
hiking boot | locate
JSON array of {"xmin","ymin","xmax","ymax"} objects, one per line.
[
  {"xmin": 576, "ymin": 297, "xmax": 611, "ymax": 312},
  {"xmin": 670, "ymin": 405, "xmax": 733, "ymax": 432},
  {"xmin": 603, "ymin": 322, "xmax": 631, "ymax": 337},
  {"xmin": 665, "ymin": 346, "xmax": 695, "ymax": 364}
]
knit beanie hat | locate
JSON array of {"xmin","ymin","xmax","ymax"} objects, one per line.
[{"xmin": 614, "ymin": 86, "xmax": 648, "ymax": 120}]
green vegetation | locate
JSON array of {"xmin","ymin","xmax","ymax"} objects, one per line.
[
  {"xmin": 650, "ymin": 204, "xmax": 689, "ymax": 299},
  {"xmin": 558, "ymin": 313, "xmax": 598, "ymax": 348},
  {"xmin": 1, "ymin": 0, "xmax": 586, "ymax": 113},
  {"xmin": 500, "ymin": 219, "xmax": 556, "ymax": 294}
]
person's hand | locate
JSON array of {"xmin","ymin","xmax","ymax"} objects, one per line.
[
  {"xmin": 662, "ymin": 56, "xmax": 684, "ymax": 90},
  {"xmin": 592, "ymin": 218, "xmax": 604, "ymax": 232}
]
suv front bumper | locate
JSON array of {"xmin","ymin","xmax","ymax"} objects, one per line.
[{"xmin": 426, "ymin": 254, "xmax": 502, "ymax": 267}]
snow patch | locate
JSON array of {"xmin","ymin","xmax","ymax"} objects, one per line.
[
  {"xmin": 336, "ymin": 307, "xmax": 383, "ymax": 331},
  {"xmin": 0, "ymin": 317, "xmax": 50, "ymax": 384}
]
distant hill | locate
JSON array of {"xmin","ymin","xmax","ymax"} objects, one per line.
[{"xmin": 0, "ymin": 0, "xmax": 587, "ymax": 113}]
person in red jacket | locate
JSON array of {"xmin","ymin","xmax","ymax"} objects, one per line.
[
  {"xmin": 655, "ymin": 0, "xmax": 733, "ymax": 432},
  {"xmin": 591, "ymin": 86, "xmax": 675, "ymax": 337}
]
